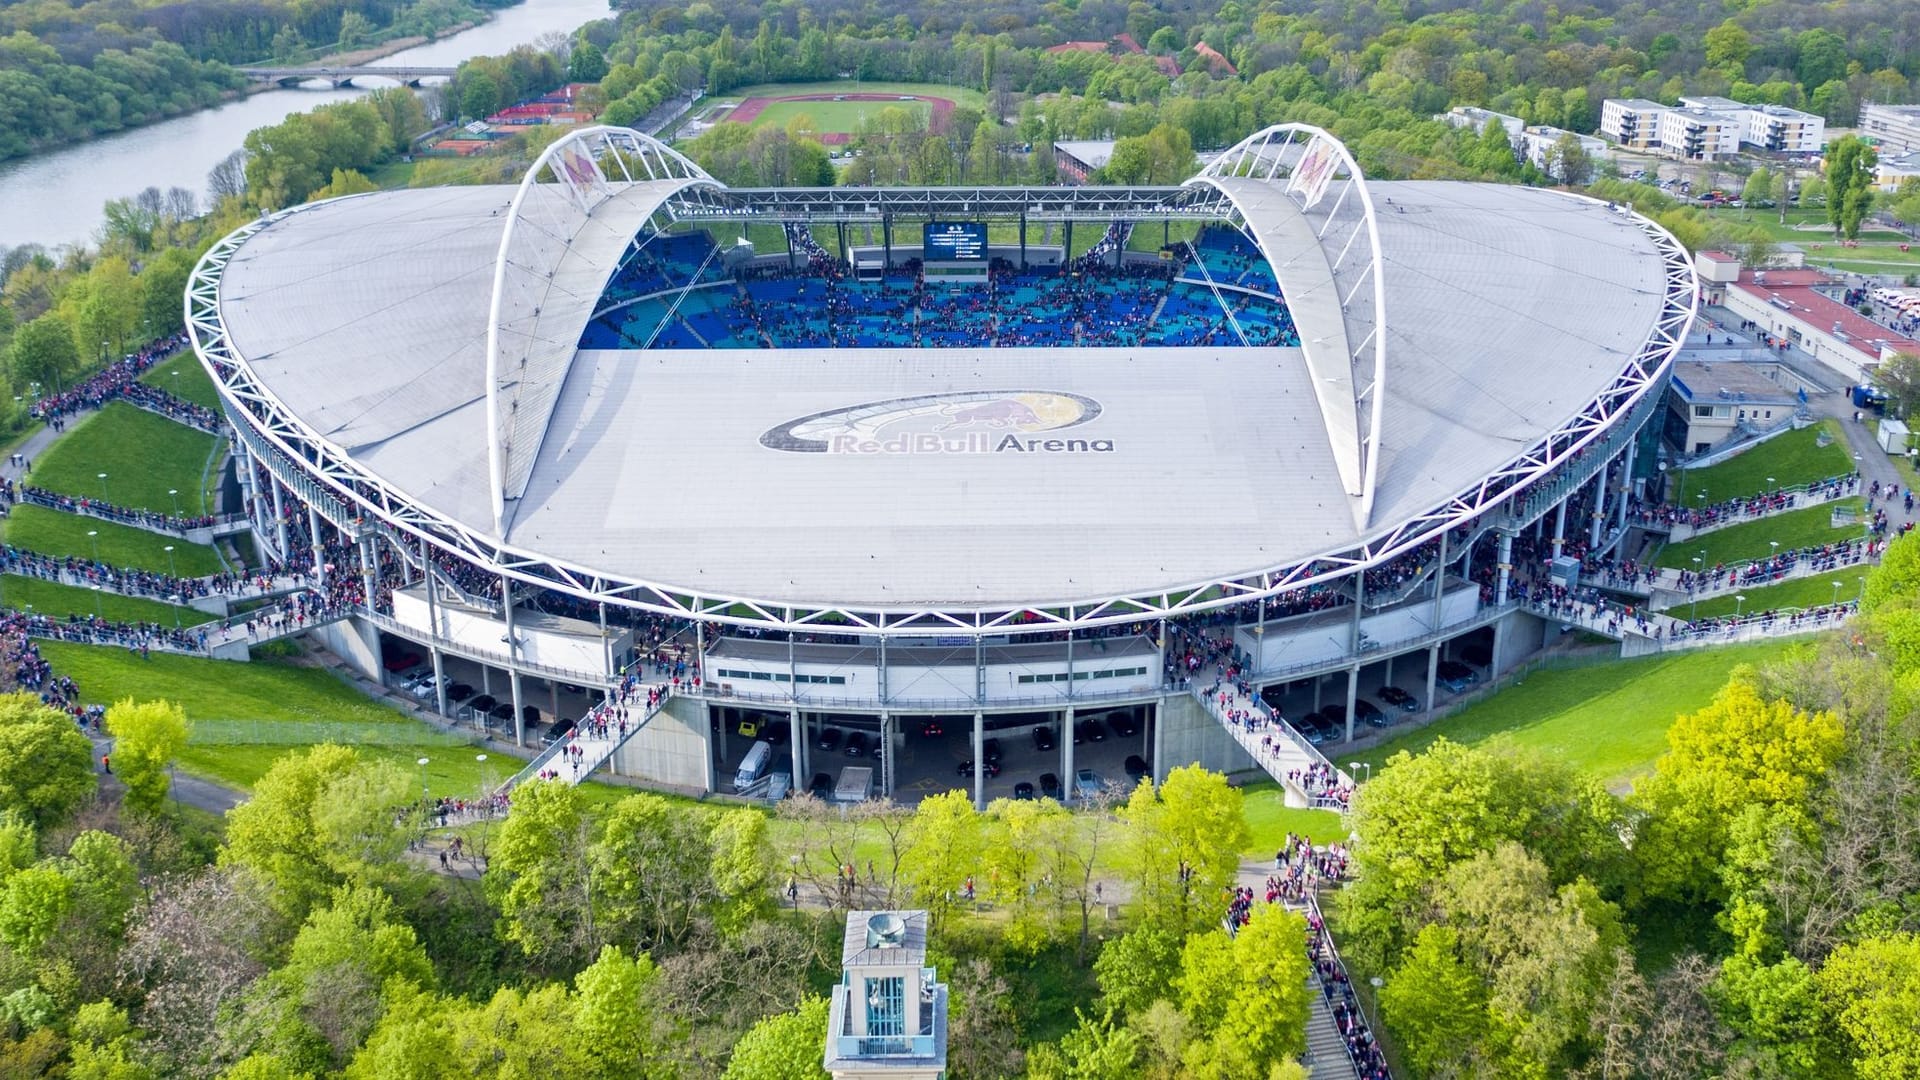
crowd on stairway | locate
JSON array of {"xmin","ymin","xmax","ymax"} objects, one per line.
[
  {"xmin": 1308, "ymin": 905, "xmax": 1390, "ymax": 1080},
  {"xmin": 1, "ymin": 544, "xmax": 217, "ymax": 602},
  {"xmin": 119, "ymin": 382, "xmax": 221, "ymax": 433},
  {"xmin": 28, "ymin": 332, "xmax": 193, "ymax": 427},
  {"xmin": 1628, "ymin": 474, "xmax": 1859, "ymax": 531},
  {"xmin": 1671, "ymin": 536, "xmax": 1881, "ymax": 594},
  {"xmin": 7, "ymin": 483, "xmax": 224, "ymax": 532}
]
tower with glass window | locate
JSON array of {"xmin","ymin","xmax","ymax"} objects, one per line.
[{"xmin": 825, "ymin": 910, "xmax": 948, "ymax": 1080}]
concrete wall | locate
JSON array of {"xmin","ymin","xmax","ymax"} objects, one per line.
[
  {"xmin": 1492, "ymin": 610, "xmax": 1546, "ymax": 675},
  {"xmin": 612, "ymin": 695, "xmax": 711, "ymax": 791},
  {"xmin": 315, "ymin": 617, "xmax": 383, "ymax": 680},
  {"xmin": 1154, "ymin": 692, "xmax": 1259, "ymax": 781}
]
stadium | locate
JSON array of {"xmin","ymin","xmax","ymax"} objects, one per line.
[{"xmin": 186, "ymin": 124, "xmax": 1695, "ymax": 806}]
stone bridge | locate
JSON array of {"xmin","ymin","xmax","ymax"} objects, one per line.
[{"xmin": 242, "ymin": 66, "xmax": 458, "ymax": 89}]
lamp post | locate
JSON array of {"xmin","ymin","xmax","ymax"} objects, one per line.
[
  {"xmin": 1769, "ymin": 540, "xmax": 1780, "ymax": 565},
  {"xmin": 90, "ymin": 584, "xmax": 102, "ymax": 619},
  {"xmin": 1832, "ymin": 580, "xmax": 1842, "ymax": 610},
  {"xmin": 416, "ymin": 756, "xmax": 430, "ymax": 803},
  {"xmin": 97, "ymin": 472, "xmax": 108, "ymax": 503},
  {"xmin": 1767, "ymin": 475, "xmax": 1776, "ymax": 496},
  {"xmin": 1735, "ymin": 593, "xmax": 1747, "ymax": 619},
  {"xmin": 86, "ymin": 529, "xmax": 99, "ymax": 564},
  {"xmin": 1690, "ymin": 557, "xmax": 1704, "ymax": 622},
  {"xmin": 1858, "ymin": 576, "xmax": 1867, "ymax": 605},
  {"xmin": 168, "ymin": 488, "xmax": 180, "ymax": 519}
]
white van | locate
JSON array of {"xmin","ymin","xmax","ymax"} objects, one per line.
[{"xmin": 733, "ymin": 740, "xmax": 774, "ymax": 792}]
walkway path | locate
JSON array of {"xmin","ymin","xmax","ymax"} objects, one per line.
[{"xmin": 1191, "ymin": 672, "xmax": 1350, "ymax": 809}]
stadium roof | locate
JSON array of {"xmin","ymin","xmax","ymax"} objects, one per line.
[{"xmin": 205, "ymin": 129, "xmax": 1686, "ymax": 617}]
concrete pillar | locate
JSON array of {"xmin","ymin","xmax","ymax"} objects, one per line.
[
  {"xmin": 1495, "ymin": 531, "xmax": 1514, "ymax": 605},
  {"xmin": 1061, "ymin": 706, "xmax": 1076, "ymax": 805},
  {"xmin": 549, "ymin": 680, "xmax": 559, "ymax": 720},
  {"xmin": 1616, "ymin": 440, "xmax": 1637, "ymax": 533},
  {"xmin": 880, "ymin": 713, "xmax": 893, "ymax": 797},
  {"xmin": 1343, "ymin": 667, "xmax": 1358, "ymax": 743},
  {"xmin": 700, "ymin": 700, "xmax": 714, "ymax": 794},
  {"xmin": 1431, "ymin": 530, "xmax": 1449, "ymax": 631},
  {"xmin": 1151, "ymin": 701, "xmax": 1165, "ymax": 782},
  {"xmin": 789, "ymin": 707, "xmax": 803, "ymax": 791},
  {"xmin": 430, "ymin": 646, "xmax": 447, "ymax": 716},
  {"xmin": 972, "ymin": 712, "xmax": 985, "ymax": 810},
  {"xmin": 1552, "ymin": 499, "xmax": 1568, "ymax": 553},
  {"xmin": 1425, "ymin": 643, "xmax": 1440, "ymax": 713},
  {"xmin": 1588, "ymin": 469, "xmax": 1606, "ymax": 548},
  {"xmin": 481, "ymin": 667, "xmax": 492, "ymax": 696},
  {"xmin": 509, "ymin": 668, "xmax": 525, "ymax": 748},
  {"xmin": 1312, "ymin": 677, "xmax": 1322, "ymax": 711},
  {"xmin": 1349, "ymin": 572, "xmax": 1367, "ymax": 657},
  {"xmin": 306, "ymin": 506, "xmax": 325, "ymax": 588},
  {"xmin": 270, "ymin": 477, "xmax": 288, "ymax": 559},
  {"xmin": 359, "ymin": 535, "xmax": 377, "ymax": 612},
  {"xmin": 500, "ymin": 577, "xmax": 520, "ymax": 745}
]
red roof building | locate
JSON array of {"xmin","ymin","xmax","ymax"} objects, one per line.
[
  {"xmin": 1193, "ymin": 42, "xmax": 1237, "ymax": 76},
  {"xmin": 1721, "ymin": 267, "xmax": 1920, "ymax": 381}
]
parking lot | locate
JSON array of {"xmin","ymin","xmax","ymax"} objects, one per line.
[
  {"xmin": 1258, "ymin": 634, "xmax": 1493, "ymax": 748},
  {"xmin": 377, "ymin": 634, "xmax": 603, "ymax": 745}
]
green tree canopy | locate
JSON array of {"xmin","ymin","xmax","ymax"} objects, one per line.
[
  {"xmin": 105, "ymin": 698, "xmax": 189, "ymax": 815},
  {"xmin": 0, "ymin": 692, "xmax": 96, "ymax": 827}
]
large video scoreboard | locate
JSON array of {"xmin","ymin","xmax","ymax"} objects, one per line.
[{"xmin": 923, "ymin": 221, "xmax": 988, "ymax": 261}]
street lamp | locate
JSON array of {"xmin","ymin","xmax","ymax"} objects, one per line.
[
  {"xmin": 1767, "ymin": 475, "xmax": 1776, "ymax": 495},
  {"xmin": 86, "ymin": 529, "xmax": 99, "ymax": 563},
  {"xmin": 1735, "ymin": 593, "xmax": 1747, "ymax": 619},
  {"xmin": 1690, "ymin": 557, "xmax": 1704, "ymax": 621},
  {"xmin": 416, "ymin": 756, "xmax": 431, "ymax": 802},
  {"xmin": 90, "ymin": 584, "xmax": 102, "ymax": 619},
  {"xmin": 168, "ymin": 488, "xmax": 180, "ymax": 518},
  {"xmin": 97, "ymin": 472, "xmax": 108, "ymax": 502},
  {"xmin": 1769, "ymin": 540, "xmax": 1780, "ymax": 563},
  {"xmin": 1832, "ymin": 580, "xmax": 1842, "ymax": 609}
]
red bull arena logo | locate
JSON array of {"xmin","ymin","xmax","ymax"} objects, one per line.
[{"xmin": 760, "ymin": 391, "xmax": 1111, "ymax": 455}]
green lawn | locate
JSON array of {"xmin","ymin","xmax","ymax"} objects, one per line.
[
  {"xmin": 748, "ymin": 98, "xmax": 930, "ymax": 135},
  {"xmin": 1671, "ymin": 421, "xmax": 1853, "ymax": 503},
  {"xmin": 1687, "ymin": 573, "xmax": 1868, "ymax": 619},
  {"xmin": 713, "ymin": 79, "xmax": 982, "ymax": 110},
  {"xmin": 1654, "ymin": 498, "xmax": 1868, "ymax": 569},
  {"xmin": 138, "ymin": 353, "xmax": 223, "ymax": 412},
  {"xmin": 30, "ymin": 402, "xmax": 219, "ymax": 515},
  {"xmin": 1240, "ymin": 783, "xmax": 1347, "ymax": 856},
  {"xmin": 1348, "ymin": 641, "xmax": 1798, "ymax": 788},
  {"xmin": 1, "ymin": 505, "xmax": 224, "ymax": 575},
  {"xmin": 2, "ymin": 574, "xmax": 214, "ymax": 626}
]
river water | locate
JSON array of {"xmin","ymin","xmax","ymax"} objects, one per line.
[{"xmin": 0, "ymin": 0, "xmax": 613, "ymax": 251}]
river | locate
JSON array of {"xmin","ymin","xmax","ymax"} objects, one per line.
[{"xmin": 0, "ymin": 0, "xmax": 614, "ymax": 252}]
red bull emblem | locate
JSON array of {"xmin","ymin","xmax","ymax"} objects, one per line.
[{"xmin": 760, "ymin": 391, "xmax": 1110, "ymax": 455}]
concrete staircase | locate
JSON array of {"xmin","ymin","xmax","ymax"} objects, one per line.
[
  {"xmin": 1304, "ymin": 985, "xmax": 1358, "ymax": 1079},
  {"xmin": 1190, "ymin": 679, "xmax": 1350, "ymax": 808},
  {"xmin": 493, "ymin": 685, "xmax": 672, "ymax": 795}
]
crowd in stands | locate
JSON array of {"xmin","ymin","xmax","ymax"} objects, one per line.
[{"xmin": 579, "ymin": 224, "xmax": 1302, "ymax": 352}]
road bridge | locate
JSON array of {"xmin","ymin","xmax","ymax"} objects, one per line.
[{"xmin": 241, "ymin": 66, "xmax": 456, "ymax": 89}]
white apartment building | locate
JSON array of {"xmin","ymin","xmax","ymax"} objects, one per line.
[
  {"xmin": 1600, "ymin": 98, "xmax": 1666, "ymax": 151},
  {"xmin": 1441, "ymin": 106, "xmax": 1525, "ymax": 140},
  {"xmin": 1861, "ymin": 102, "xmax": 1920, "ymax": 154},
  {"xmin": 1520, "ymin": 126, "xmax": 1609, "ymax": 172},
  {"xmin": 1599, "ymin": 96, "xmax": 1826, "ymax": 160}
]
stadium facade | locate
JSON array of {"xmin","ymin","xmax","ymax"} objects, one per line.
[{"xmin": 188, "ymin": 125, "xmax": 1695, "ymax": 804}]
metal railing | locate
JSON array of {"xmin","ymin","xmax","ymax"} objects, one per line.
[
  {"xmin": 1305, "ymin": 893, "xmax": 1392, "ymax": 1080},
  {"xmin": 359, "ymin": 609, "xmax": 616, "ymax": 687}
]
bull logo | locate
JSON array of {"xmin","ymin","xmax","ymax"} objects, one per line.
[{"xmin": 761, "ymin": 391, "xmax": 1101, "ymax": 453}]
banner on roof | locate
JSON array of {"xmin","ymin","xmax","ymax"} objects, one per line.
[
  {"xmin": 552, "ymin": 138, "xmax": 607, "ymax": 212},
  {"xmin": 1288, "ymin": 133, "xmax": 1341, "ymax": 210}
]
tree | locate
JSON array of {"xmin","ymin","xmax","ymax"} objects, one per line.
[
  {"xmin": 208, "ymin": 149, "xmax": 250, "ymax": 203},
  {"xmin": 707, "ymin": 808, "xmax": 772, "ymax": 936},
  {"xmin": 1477, "ymin": 118, "xmax": 1518, "ymax": 176},
  {"xmin": 105, "ymin": 699, "xmax": 189, "ymax": 815},
  {"xmin": 1814, "ymin": 933, "xmax": 1920, "ymax": 1078},
  {"xmin": 1703, "ymin": 21, "xmax": 1752, "ymax": 75},
  {"xmin": 1544, "ymin": 132, "xmax": 1593, "ymax": 186},
  {"xmin": 137, "ymin": 248, "xmax": 195, "ymax": 342},
  {"xmin": 1117, "ymin": 765, "xmax": 1248, "ymax": 933},
  {"xmin": 119, "ymin": 867, "xmax": 278, "ymax": 1076},
  {"xmin": 484, "ymin": 778, "xmax": 599, "ymax": 965},
  {"xmin": 1024, "ymin": 1009, "xmax": 1142, "ymax": 1080},
  {"xmin": 900, "ymin": 790, "xmax": 982, "ymax": 928},
  {"xmin": 1875, "ymin": 352, "xmax": 1920, "ymax": 421},
  {"xmin": 1824, "ymin": 135, "xmax": 1878, "ymax": 239},
  {"xmin": 1185, "ymin": 907, "xmax": 1311, "ymax": 1076},
  {"xmin": 567, "ymin": 42, "xmax": 608, "ymax": 83},
  {"xmin": 720, "ymin": 996, "xmax": 829, "ymax": 1080},
  {"xmin": 7, "ymin": 312, "xmax": 80, "ymax": 393},
  {"xmin": 573, "ymin": 945, "xmax": 665, "ymax": 1079},
  {"xmin": 1742, "ymin": 168, "xmax": 1774, "ymax": 215},
  {"xmin": 1632, "ymin": 674, "xmax": 1843, "ymax": 905},
  {"xmin": 0, "ymin": 693, "xmax": 95, "ymax": 827},
  {"xmin": 1379, "ymin": 924, "xmax": 1488, "ymax": 1077},
  {"xmin": 219, "ymin": 744, "xmax": 415, "ymax": 920},
  {"xmin": 1093, "ymin": 926, "xmax": 1182, "ymax": 1017},
  {"xmin": 307, "ymin": 169, "xmax": 378, "ymax": 202}
]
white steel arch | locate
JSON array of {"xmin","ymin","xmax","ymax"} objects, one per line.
[
  {"xmin": 484, "ymin": 126, "xmax": 718, "ymax": 534},
  {"xmin": 1188, "ymin": 125, "xmax": 1389, "ymax": 531}
]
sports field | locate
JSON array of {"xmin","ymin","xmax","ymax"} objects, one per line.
[
  {"xmin": 713, "ymin": 83, "xmax": 963, "ymax": 144},
  {"xmin": 745, "ymin": 98, "xmax": 931, "ymax": 138}
]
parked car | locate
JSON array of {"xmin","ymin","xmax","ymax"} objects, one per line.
[
  {"xmin": 1460, "ymin": 644, "xmax": 1492, "ymax": 668},
  {"xmin": 982, "ymin": 738, "xmax": 1003, "ymax": 765},
  {"xmin": 1124, "ymin": 755, "xmax": 1150, "ymax": 782},
  {"xmin": 1039, "ymin": 773, "xmax": 1062, "ymax": 799},
  {"xmin": 957, "ymin": 759, "xmax": 1001, "ymax": 778},
  {"xmin": 540, "ymin": 717, "xmax": 576, "ymax": 746},
  {"xmin": 1377, "ymin": 686, "xmax": 1420, "ymax": 711},
  {"xmin": 522, "ymin": 704, "xmax": 542, "ymax": 727},
  {"xmin": 1031, "ymin": 725, "xmax": 1056, "ymax": 752},
  {"xmin": 1321, "ymin": 703, "xmax": 1347, "ymax": 726},
  {"xmin": 1073, "ymin": 768, "xmax": 1105, "ymax": 799},
  {"xmin": 469, "ymin": 694, "xmax": 497, "ymax": 714},
  {"xmin": 1109, "ymin": 712, "xmax": 1140, "ymax": 738},
  {"xmin": 1075, "ymin": 718, "xmax": 1109, "ymax": 743},
  {"xmin": 488, "ymin": 702, "xmax": 515, "ymax": 726},
  {"xmin": 407, "ymin": 674, "xmax": 443, "ymax": 699},
  {"xmin": 763, "ymin": 720, "xmax": 791, "ymax": 744},
  {"xmin": 1013, "ymin": 781, "xmax": 1036, "ymax": 800},
  {"xmin": 845, "ymin": 731, "xmax": 872, "ymax": 757},
  {"xmin": 808, "ymin": 772, "xmax": 834, "ymax": 799},
  {"xmin": 1353, "ymin": 698, "xmax": 1386, "ymax": 727},
  {"xmin": 816, "ymin": 727, "xmax": 844, "ymax": 753},
  {"xmin": 1436, "ymin": 660, "xmax": 1478, "ymax": 692},
  {"xmin": 918, "ymin": 719, "xmax": 945, "ymax": 738},
  {"xmin": 446, "ymin": 682, "xmax": 475, "ymax": 703}
]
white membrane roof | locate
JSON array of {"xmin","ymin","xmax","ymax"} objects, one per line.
[{"xmin": 214, "ymin": 179, "xmax": 1668, "ymax": 609}]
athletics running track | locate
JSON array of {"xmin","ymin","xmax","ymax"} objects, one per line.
[{"xmin": 723, "ymin": 92, "xmax": 955, "ymax": 144}]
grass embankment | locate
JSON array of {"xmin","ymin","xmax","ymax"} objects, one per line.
[
  {"xmin": 1, "ymin": 574, "xmax": 213, "ymax": 626},
  {"xmin": 1672, "ymin": 421, "xmax": 1853, "ymax": 503},
  {"xmin": 1743, "ymin": 208, "xmax": 1920, "ymax": 274},
  {"xmin": 1348, "ymin": 640, "xmax": 1798, "ymax": 789},
  {"xmin": 138, "ymin": 352, "xmax": 224, "ymax": 412},
  {"xmin": 1688, "ymin": 574, "xmax": 1868, "ymax": 619},
  {"xmin": 30, "ymin": 402, "xmax": 219, "ymax": 515},
  {"xmin": 1, "ymin": 505, "xmax": 224, "ymax": 575},
  {"xmin": 1655, "ymin": 497, "xmax": 1868, "ymax": 569}
]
